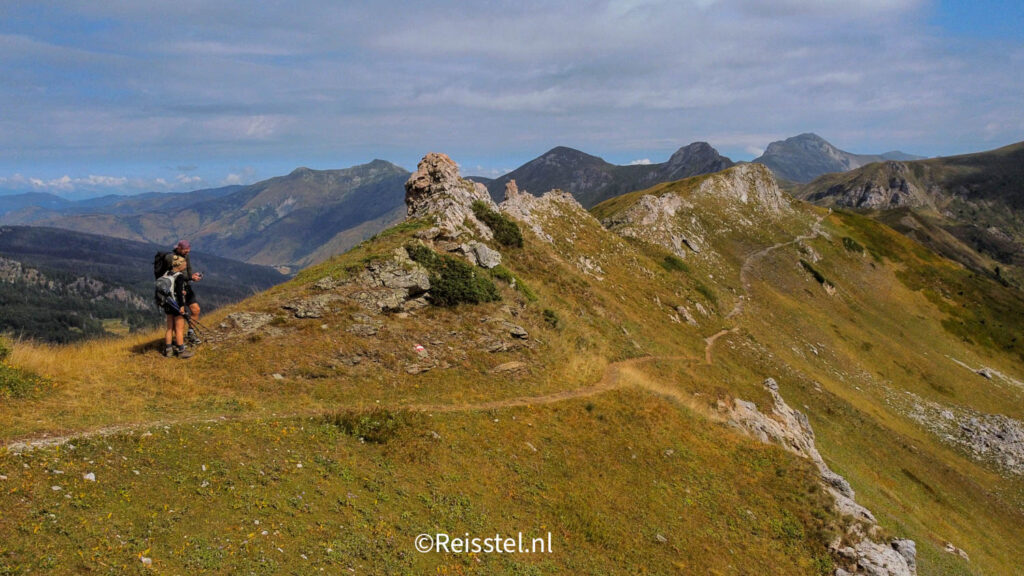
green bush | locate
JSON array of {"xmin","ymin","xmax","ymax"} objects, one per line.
[
  {"xmin": 472, "ymin": 201, "xmax": 524, "ymax": 248},
  {"xmin": 0, "ymin": 365, "xmax": 44, "ymax": 399},
  {"xmin": 841, "ymin": 237, "xmax": 865, "ymax": 254},
  {"xmin": 542, "ymin": 309, "xmax": 560, "ymax": 329},
  {"xmin": 406, "ymin": 243, "xmax": 501, "ymax": 307},
  {"xmin": 659, "ymin": 254, "xmax": 690, "ymax": 273},
  {"xmin": 490, "ymin": 265, "xmax": 538, "ymax": 302},
  {"xmin": 0, "ymin": 337, "xmax": 9, "ymax": 362}
]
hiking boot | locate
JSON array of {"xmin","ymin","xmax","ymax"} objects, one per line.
[
  {"xmin": 175, "ymin": 345, "xmax": 195, "ymax": 359},
  {"xmin": 162, "ymin": 345, "xmax": 174, "ymax": 357},
  {"xmin": 187, "ymin": 328, "xmax": 202, "ymax": 345}
]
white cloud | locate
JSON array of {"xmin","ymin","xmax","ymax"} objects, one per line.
[{"xmin": 629, "ymin": 158, "xmax": 652, "ymax": 165}]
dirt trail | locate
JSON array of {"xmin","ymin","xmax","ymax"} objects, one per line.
[
  {"xmin": 5, "ymin": 355, "xmax": 700, "ymax": 453},
  {"xmin": 703, "ymin": 213, "xmax": 828, "ymax": 364}
]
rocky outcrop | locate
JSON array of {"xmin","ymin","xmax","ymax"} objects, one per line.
[
  {"xmin": 406, "ymin": 153, "xmax": 497, "ymax": 242},
  {"xmin": 601, "ymin": 164, "xmax": 789, "ymax": 260},
  {"xmin": 806, "ymin": 162, "xmax": 931, "ymax": 210},
  {"xmin": 499, "ymin": 179, "xmax": 593, "ymax": 245},
  {"xmin": 890, "ymin": 388, "xmax": 1024, "ymax": 476},
  {"xmin": 725, "ymin": 379, "xmax": 917, "ymax": 576}
]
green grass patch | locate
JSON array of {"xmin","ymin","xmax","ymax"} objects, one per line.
[
  {"xmin": 325, "ymin": 408, "xmax": 423, "ymax": 444},
  {"xmin": 841, "ymin": 237, "xmax": 864, "ymax": 254},
  {"xmin": 490, "ymin": 265, "xmax": 538, "ymax": 301},
  {"xmin": 472, "ymin": 201, "xmax": 524, "ymax": 248},
  {"xmin": 659, "ymin": 254, "xmax": 690, "ymax": 273}
]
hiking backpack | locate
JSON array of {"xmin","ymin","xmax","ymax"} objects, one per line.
[
  {"xmin": 155, "ymin": 271, "xmax": 181, "ymax": 309},
  {"xmin": 153, "ymin": 251, "xmax": 172, "ymax": 279}
]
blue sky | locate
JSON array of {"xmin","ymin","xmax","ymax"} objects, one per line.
[{"xmin": 1, "ymin": 0, "xmax": 1021, "ymax": 197}]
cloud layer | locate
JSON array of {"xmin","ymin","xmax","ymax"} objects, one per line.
[{"xmin": 1, "ymin": 0, "xmax": 1021, "ymax": 195}]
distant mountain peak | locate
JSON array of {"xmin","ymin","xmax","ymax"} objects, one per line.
[{"xmin": 755, "ymin": 134, "xmax": 920, "ymax": 183}]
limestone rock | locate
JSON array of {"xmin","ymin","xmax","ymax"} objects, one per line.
[
  {"xmin": 499, "ymin": 184, "xmax": 590, "ymax": 245},
  {"xmin": 405, "ymin": 153, "xmax": 496, "ymax": 241},
  {"xmin": 283, "ymin": 294, "xmax": 343, "ymax": 318},
  {"xmin": 726, "ymin": 378, "xmax": 916, "ymax": 575},
  {"xmin": 224, "ymin": 312, "xmax": 275, "ymax": 334},
  {"xmin": 468, "ymin": 242, "xmax": 501, "ymax": 269}
]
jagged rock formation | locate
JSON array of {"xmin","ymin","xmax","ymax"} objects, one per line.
[
  {"xmin": 725, "ymin": 378, "xmax": 917, "ymax": 576},
  {"xmin": 803, "ymin": 162, "xmax": 931, "ymax": 210},
  {"xmin": 405, "ymin": 153, "xmax": 496, "ymax": 242},
  {"xmin": 499, "ymin": 180, "xmax": 588, "ymax": 245}
]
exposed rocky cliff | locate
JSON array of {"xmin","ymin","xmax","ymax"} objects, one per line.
[
  {"xmin": 726, "ymin": 379, "xmax": 918, "ymax": 576},
  {"xmin": 802, "ymin": 162, "xmax": 932, "ymax": 210}
]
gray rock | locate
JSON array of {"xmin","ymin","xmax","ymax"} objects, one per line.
[
  {"xmin": 470, "ymin": 241, "xmax": 502, "ymax": 269},
  {"xmin": 892, "ymin": 539, "xmax": 917, "ymax": 573},
  {"xmin": 225, "ymin": 312, "xmax": 275, "ymax": 334},
  {"xmin": 402, "ymin": 296, "xmax": 430, "ymax": 311},
  {"xmin": 505, "ymin": 323, "xmax": 529, "ymax": 339},
  {"xmin": 346, "ymin": 324, "xmax": 379, "ymax": 337},
  {"xmin": 283, "ymin": 294, "xmax": 342, "ymax": 318},
  {"xmin": 313, "ymin": 277, "xmax": 338, "ymax": 291},
  {"xmin": 348, "ymin": 289, "xmax": 407, "ymax": 313},
  {"xmin": 675, "ymin": 305, "xmax": 699, "ymax": 325}
]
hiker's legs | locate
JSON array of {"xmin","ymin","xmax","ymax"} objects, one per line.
[
  {"xmin": 185, "ymin": 290, "xmax": 200, "ymax": 321},
  {"xmin": 174, "ymin": 316, "xmax": 186, "ymax": 347},
  {"xmin": 165, "ymin": 315, "xmax": 175, "ymax": 346}
]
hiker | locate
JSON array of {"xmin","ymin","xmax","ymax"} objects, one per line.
[
  {"xmin": 159, "ymin": 255, "xmax": 195, "ymax": 359},
  {"xmin": 165, "ymin": 240, "xmax": 202, "ymax": 344}
]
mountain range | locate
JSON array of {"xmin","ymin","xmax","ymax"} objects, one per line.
[
  {"xmin": 0, "ymin": 134, "xmax": 923, "ymax": 273},
  {"xmin": 1, "ymin": 161, "xmax": 411, "ymax": 271},
  {"xmin": 474, "ymin": 142, "xmax": 734, "ymax": 208}
]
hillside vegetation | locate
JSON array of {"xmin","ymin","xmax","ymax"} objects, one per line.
[{"xmin": 1, "ymin": 156, "xmax": 1021, "ymax": 575}]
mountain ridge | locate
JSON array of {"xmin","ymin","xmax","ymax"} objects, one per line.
[{"xmin": 481, "ymin": 142, "xmax": 734, "ymax": 208}]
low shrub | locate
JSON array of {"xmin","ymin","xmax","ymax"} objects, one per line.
[
  {"xmin": 472, "ymin": 201, "xmax": 524, "ymax": 248},
  {"xmin": 542, "ymin": 309, "xmax": 560, "ymax": 329},
  {"xmin": 841, "ymin": 237, "xmax": 865, "ymax": 254},
  {"xmin": 407, "ymin": 243, "xmax": 500, "ymax": 307},
  {"xmin": 660, "ymin": 254, "xmax": 690, "ymax": 273}
]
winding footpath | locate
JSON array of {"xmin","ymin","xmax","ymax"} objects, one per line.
[{"xmin": 704, "ymin": 212, "xmax": 828, "ymax": 363}]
